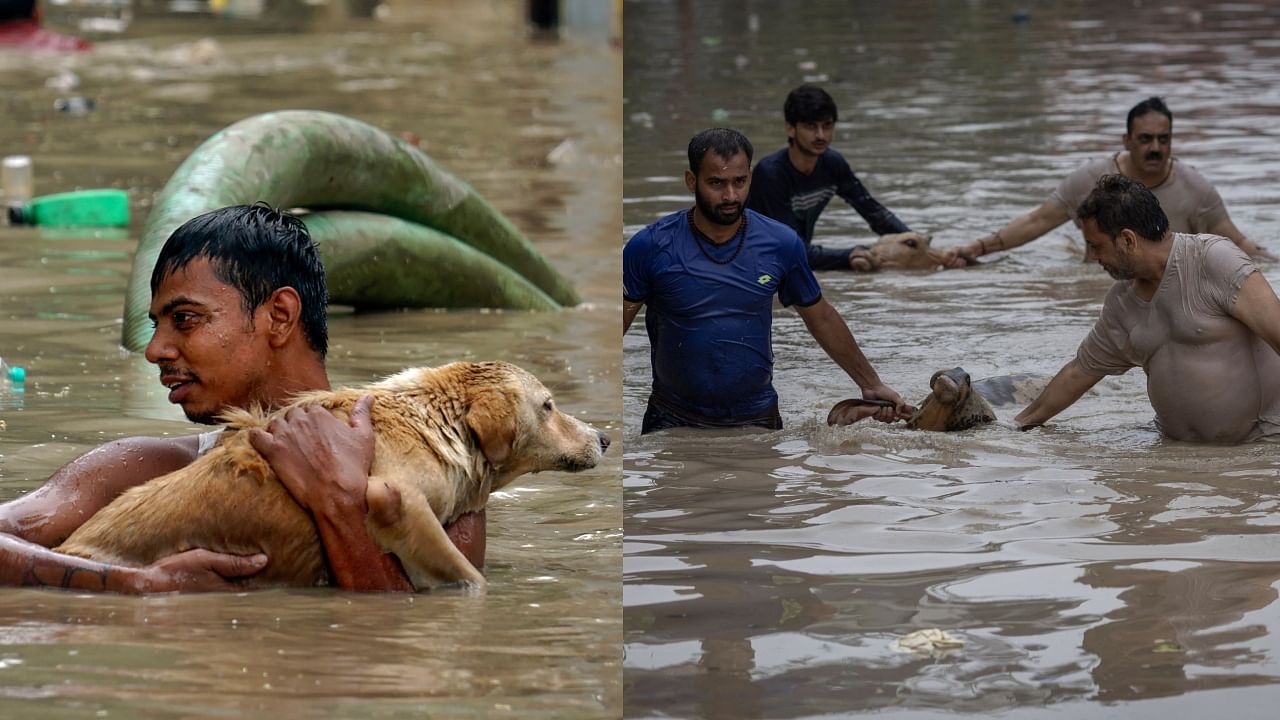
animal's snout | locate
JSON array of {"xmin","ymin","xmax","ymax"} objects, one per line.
[
  {"xmin": 597, "ymin": 431, "xmax": 611, "ymax": 454},
  {"xmin": 929, "ymin": 367, "xmax": 972, "ymax": 404}
]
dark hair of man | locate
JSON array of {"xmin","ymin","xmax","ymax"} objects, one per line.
[
  {"xmin": 1126, "ymin": 96, "xmax": 1173, "ymax": 134},
  {"xmin": 151, "ymin": 204, "xmax": 329, "ymax": 356},
  {"xmin": 0, "ymin": 0, "xmax": 37, "ymax": 22},
  {"xmin": 784, "ymin": 84, "xmax": 838, "ymax": 126},
  {"xmin": 1077, "ymin": 174, "xmax": 1170, "ymax": 242},
  {"xmin": 687, "ymin": 127, "xmax": 753, "ymax": 175}
]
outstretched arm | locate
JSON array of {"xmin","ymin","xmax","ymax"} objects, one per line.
[
  {"xmin": 795, "ymin": 298, "xmax": 912, "ymax": 421},
  {"xmin": 1014, "ymin": 359, "xmax": 1104, "ymax": 430},
  {"xmin": 940, "ymin": 199, "xmax": 1071, "ymax": 268},
  {"xmin": 1207, "ymin": 215, "xmax": 1276, "ymax": 261},
  {"xmin": 0, "ymin": 435, "xmax": 266, "ymax": 593},
  {"xmin": 249, "ymin": 395, "xmax": 415, "ymax": 592},
  {"xmin": 837, "ymin": 173, "xmax": 911, "ymax": 235}
]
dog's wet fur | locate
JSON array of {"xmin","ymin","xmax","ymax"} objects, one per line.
[{"xmin": 56, "ymin": 361, "xmax": 609, "ymax": 591}]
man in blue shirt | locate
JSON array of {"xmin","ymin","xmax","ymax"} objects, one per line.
[
  {"xmin": 746, "ymin": 84, "xmax": 914, "ymax": 271},
  {"xmin": 623, "ymin": 128, "xmax": 911, "ymax": 434}
]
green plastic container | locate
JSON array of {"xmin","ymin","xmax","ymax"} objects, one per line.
[{"xmin": 8, "ymin": 189, "xmax": 130, "ymax": 227}]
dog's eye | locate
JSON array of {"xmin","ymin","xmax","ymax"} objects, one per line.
[
  {"xmin": 905, "ymin": 238, "xmax": 918, "ymax": 249},
  {"xmin": 542, "ymin": 398, "xmax": 554, "ymax": 413}
]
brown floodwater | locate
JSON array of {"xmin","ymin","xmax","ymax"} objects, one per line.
[
  {"xmin": 624, "ymin": 1, "xmax": 1280, "ymax": 717},
  {"xmin": 0, "ymin": 1, "xmax": 620, "ymax": 717}
]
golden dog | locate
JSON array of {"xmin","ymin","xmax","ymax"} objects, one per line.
[{"xmin": 55, "ymin": 361, "xmax": 609, "ymax": 591}]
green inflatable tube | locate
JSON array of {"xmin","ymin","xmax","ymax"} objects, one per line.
[
  {"xmin": 307, "ymin": 212, "xmax": 559, "ymax": 311},
  {"xmin": 122, "ymin": 110, "xmax": 579, "ymax": 351}
]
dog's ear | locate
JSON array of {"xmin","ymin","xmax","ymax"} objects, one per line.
[{"xmin": 465, "ymin": 392, "xmax": 516, "ymax": 467}]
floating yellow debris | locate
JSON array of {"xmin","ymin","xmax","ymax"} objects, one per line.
[{"xmin": 892, "ymin": 628, "xmax": 965, "ymax": 654}]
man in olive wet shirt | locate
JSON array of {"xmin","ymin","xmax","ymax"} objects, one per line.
[
  {"xmin": 1017, "ymin": 175, "xmax": 1280, "ymax": 443},
  {"xmin": 941, "ymin": 97, "xmax": 1272, "ymax": 266}
]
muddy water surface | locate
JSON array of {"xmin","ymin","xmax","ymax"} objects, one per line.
[
  {"xmin": 0, "ymin": 2, "xmax": 620, "ymax": 717},
  {"xmin": 624, "ymin": 1, "xmax": 1280, "ymax": 717}
]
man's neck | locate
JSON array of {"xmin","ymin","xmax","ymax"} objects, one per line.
[
  {"xmin": 1133, "ymin": 231, "xmax": 1175, "ymax": 300},
  {"xmin": 691, "ymin": 207, "xmax": 741, "ymax": 245},
  {"xmin": 262, "ymin": 355, "xmax": 331, "ymax": 410},
  {"xmin": 787, "ymin": 144, "xmax": 820, "ymax": 175}
]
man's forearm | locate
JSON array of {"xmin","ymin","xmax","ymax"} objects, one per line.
[
  {"xmin": 0, "ymin": 533, "xmax": 138, "ymax": 592},
  {"xmin": 1015, "ymin": 359, "xmax": 1101, "ymax": 429},
  {"xmin": 800, "ymin": 301, "xmax": 882, "ymax": 389},
  {"xmin": 312, "ymin": 499, "xmax": 413, "ymax": 592},
  {"xmin": 969, "ymin": 202, "xmax": 1070, "ymax": 257}
]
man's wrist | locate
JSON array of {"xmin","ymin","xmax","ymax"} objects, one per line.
[
  {"xmin": 110, "ymin": 565, "xmax": 146, "ymax": 594},
  {"xmin": 857, "ymin": 377, "xmax": 885, "ymax": 392}
]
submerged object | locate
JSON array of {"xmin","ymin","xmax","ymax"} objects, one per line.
[{"xmin": 122, "ymin": 110, "xmax": 579, "ymax": 351}]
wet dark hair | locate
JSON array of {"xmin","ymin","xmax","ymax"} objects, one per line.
[
  {"xmin": 1077, "ymin": 174, "xmax": 1169, "ymax": 242},
  {"xmin": 0, "ymin": 0, "xmax": 37, "ymax": 22},
  {"xmin": 687, "ymin": 128, "xmax": 753, "ymax": 175},
  {"xmin": 784, "ymin": 84, "xmax": 838, "ymax": 126},
  {"xmin": 1126, "ymin": 96, "xmax": 1172, "ymax": 134},
  {"xmin": 151, "ymin": 204, "xmax": 329, "ymax": 356}
]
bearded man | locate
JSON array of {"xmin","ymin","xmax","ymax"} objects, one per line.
[
  {"xmin": 1016, "ymin": 174, "xmax": 1280, "ymax": 443},
  {"xmin": 622, "ymin": 128, "xmax": 911, "ymax": 434}
]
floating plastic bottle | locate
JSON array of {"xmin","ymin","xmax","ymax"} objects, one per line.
[
  {"xmin": 0, "ymin": 357, "xmax": 25, "ymax": 412},
  {"xmin": 7, "ymin": 188, "xmax": 129, "ymax": 227},
  {"xmin": 1, "ymin": 155, "xmax": 33, "ymax": 205},
  {"xmin": 0, "ymin": 356, "xmax": 24, "ymax": 383}
]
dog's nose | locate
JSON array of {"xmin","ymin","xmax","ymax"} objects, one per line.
[{"xmin": 598, "ymin": 432, "xmax": 611, "ymax": 453}]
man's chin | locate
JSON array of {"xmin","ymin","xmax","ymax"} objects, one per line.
[{"xmin": 182, "ymin": 406, "xmax": 222, "ymax": 425}]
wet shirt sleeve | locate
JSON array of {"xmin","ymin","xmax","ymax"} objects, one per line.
[
  {"xmin": 777, "ymin": 231, "xmax": 823, "ymax": 308},
  {"xmin": 1075, "ymin": 283, "xmax": 1139, "ymax": 376},
  {"xmin": 1179, "ymin": 166, "xmax": 1230, "ymax": 233},
  {"xmin": 832, "ymin": 155, "xmax": 910, "ymax": 235},
  {"xmin": 1199, "ymin": 235, "xmax": 1255, "ymax": 311},
  {"xmin": 623, "ymin": 226, "xmax": 654, "ymax": 302},
  {"xmin": 1049, "ymin": 159, "xmax": 1106, "ymax": 223}
]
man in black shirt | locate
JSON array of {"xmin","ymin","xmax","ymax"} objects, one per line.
[{"xmin": 746, "ymin": 84, "xmax": 913, "ymax": 271}]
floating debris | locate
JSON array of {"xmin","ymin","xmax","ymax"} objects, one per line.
[{"xmin": 892, "ymin": 628, "xmax": 965, "ymax": 655}]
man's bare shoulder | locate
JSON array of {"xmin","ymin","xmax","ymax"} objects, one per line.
[{"xmin": 0, "ymin": 433, "xmax": 202, "ymax": 546}]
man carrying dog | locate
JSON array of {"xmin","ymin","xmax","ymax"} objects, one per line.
[
  {"xmin": 0, "ymin": 204, "xmax": 478, "ymax": 592},
  {"xmin": 745, "ymin": 83, "xmax": 919, "ymax": 271},
  {"xmin": 623, "ymin": 127, "xmax": 912, "ymax": 433},
  {"xmin": 941, "ymin": 96, "xmax": 1272, "ymax": 267},
  {"xmin": 1015, "ymin": 174, "xmax": 1280, "ymax": 443}
]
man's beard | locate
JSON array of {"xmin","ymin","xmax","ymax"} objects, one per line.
[
  {"xmin": 183, "ymin": 406, "xmax": 221, "ymax": 425},
  {"xmin": 1101, "ymin": 252, "xmax": 1136, "ymax": 281},
  {"xmin": 694, "ymin": 189, "xmax": 742, "ymax": 226}
]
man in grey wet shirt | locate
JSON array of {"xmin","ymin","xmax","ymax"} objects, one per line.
[
  {"xmin": 941, "ymin": 96, "xmax": 1272, "ymax": 266},
  {"xmin": 1016, "ymin": 174, "xmax": 1280, "ymax": 443}
]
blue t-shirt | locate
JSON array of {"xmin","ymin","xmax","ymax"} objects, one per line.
[
  {"xmin": 623, "ymin": 209, "xmax": 823, "ymax": 418},
  {"xmin": 746, "ymin": 147, "xmax": 910, "ymax": 243}
]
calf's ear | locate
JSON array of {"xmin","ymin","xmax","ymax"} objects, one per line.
[{"xmin": 466, "ymin": 392, "xmax": 516, "ymax": 467}]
